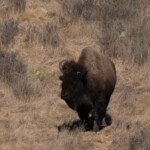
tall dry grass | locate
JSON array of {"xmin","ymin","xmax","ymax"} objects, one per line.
[
  {"xmin": 0, "ymin": 20, "xmax": 18, "ymax": 48},
  {"xmin": 112, "ymin": 125, "xmax": 150, "ymax": 150},
  {"xmin": 8, "ymin": 0, "xmax": 26, "ymax": 13},
  {"xmin": 60, "ymin": 0, "xmax": 150, "ymax": 64},
  {"xmin": 0, "ymin": 49, "xmax": 38, "ymax": 99},
  {"xmin": 0, "ymin": 0, "xmax": 150, "ymax": 150}
]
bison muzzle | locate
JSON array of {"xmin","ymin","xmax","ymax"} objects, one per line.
[{"xmin": 59, "ymin": 47, "xmax": 116, "ymax": 132}]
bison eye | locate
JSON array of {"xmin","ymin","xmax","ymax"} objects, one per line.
[
  {"xmin": 59, "ymin": 76, "xmax": 63, "ymax": 80},
  {"xmin": 77, "ymin": 71, "xmax": 82, "ymax": 78}
]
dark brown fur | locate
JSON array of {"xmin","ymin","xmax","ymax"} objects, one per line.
[{"xmin": 59, "ymin": 47, "xmax": 116, "ymax": 131}]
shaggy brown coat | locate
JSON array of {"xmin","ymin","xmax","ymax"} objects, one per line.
[{"xmin": 59, "ymin": 47, "xmax": 116, "ymax": 131}]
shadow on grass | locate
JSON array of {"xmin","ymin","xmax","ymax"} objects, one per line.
[{"xmin": 58, "ymin": 114, "xmax": 112, "ymax": 132}]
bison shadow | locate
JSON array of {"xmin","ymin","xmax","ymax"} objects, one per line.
[{"xmin": 58, "ymin": 114, "xmax": 112, "ymax": 132}]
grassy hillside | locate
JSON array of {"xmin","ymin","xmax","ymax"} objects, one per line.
[{"xmin": 0, "ymin": 0, "xmax": 150, "ymax": 149}]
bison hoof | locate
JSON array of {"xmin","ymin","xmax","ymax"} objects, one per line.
[
  {"xmin": 93, "ymin": 122, "xmax": 99, "ymax": 132},
  {"xmin": 93, "ymin": 132, "xmax": 100, "ymax": 135}
]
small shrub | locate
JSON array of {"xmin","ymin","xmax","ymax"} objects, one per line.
[
  {"xmin": 25, "ymin": 24, "xmax": 60, "ymax": 49},
  {"xmin": 112, "ymin": 125, "xmax": 150, "ymax": 150},
  {"xmin": 40, "ymin": 0, "xmax": 51, "ymax": 2},
  {"xmin": 0, "ymin": 50, "xmax": 26, "ymax": 83},
  {"xmin": 60, "ymin": 0, "xmax": 150, "ymax": 64},
  {"xmin": 13, "ymin": 78, "xmax": 38, "ymax": 99},
  {"xmin": 42, "ymin": 23, "xmax": 60, "ymax": 48},
  {"xmin": 0, "ymin": 20, "xmax": 19, "ymax": 48},
  {"xmin": 50, "ymin": 129, "xmax": 93, "ymax": 150},
  {"xmin": 0, "ymin": 49, "xmax": 38, "ymax": 99},
  {"xmin": 25, "ymin": 25, "xmax": 42, "ymax": 46},
  {"xmin": 128, "ymin": 126, "xmax": 150, "ymax": 150},
  {"xmin": 98, "ymin": 0, "xmax": 150, "ymax": 65},
  {"xmin": 8, "ymin": 0, "xmax": 26, "ymax": 13}
]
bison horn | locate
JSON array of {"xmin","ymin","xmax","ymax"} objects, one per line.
[{"xmin": 59, "ymin": 60, "xmax": 66, "ymax": 72}]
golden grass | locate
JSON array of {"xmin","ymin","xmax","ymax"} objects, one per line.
[{"xmin": 0, "ymin": 0, "xmax": 150, "ymax": 150}]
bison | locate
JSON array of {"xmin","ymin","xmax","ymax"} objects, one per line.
[{"xmin": 59, "ymin": 47, "xmax": 116, "ymax": 132}]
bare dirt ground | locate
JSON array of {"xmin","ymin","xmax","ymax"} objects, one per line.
[{"xmin": 0, "ymin": 0, "xmax": 150, "ymax": 150}]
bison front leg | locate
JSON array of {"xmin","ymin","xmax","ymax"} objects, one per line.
[
  {"xmin": 77, "ymin": 110, "xmax": 88, "ymax": 125},
  {"xmin": 93, "ymin": 101, "xmax": 106, "ymax": 132}
]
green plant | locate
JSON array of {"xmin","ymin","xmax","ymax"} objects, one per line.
[
  {"xmin": 119, "ymin": 32, "xmax": 126, "ymax": 38},
  {"xmin": 26, "ymin": 69, "xmax": 48, "ymax": 81},
  {"xmin": 96, "ymin": 30, "xmax": 101, "ymax": 39}
]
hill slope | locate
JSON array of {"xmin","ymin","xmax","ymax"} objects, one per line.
[{"xmin": 0, "ymin": 0, "xmax": 150, "ymax": 150}]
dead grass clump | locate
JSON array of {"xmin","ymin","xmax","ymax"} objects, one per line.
[
  {"xmin": 25, "ymin": 25, "xmax": 42, "ymax": 46},
  {"xmin": 100, "ymin": 14, "xmax": 150, "ymax": 64},
  {"xmin": 40, "ymin": 0, "xmax": 51, "ymax": 2},
  {"xmin": 50, "ymin": 129, "xmax": 93, "ymax": 150},
  {"xmin": 60, "ymin": 0, "xmax": 100, "ymax": 23},
  {"xmin": 58, "ymin": 0, "xmax": 83, "ymax": 26},
  {"xmin": 118, "ymin": 86, "xmax": 136, "ymax": 106},
  {"xmin": 0, "ymin": 50, "xmax": 26, "ymax": 83},
  {"xmin": 0, "ymin": 49, "xmax": 38, "ymax": 99},
  {"xmin": 8, "ymin": 0, "xmax": 26, "ymax": 13},
  {"xmin": 42, "ymin": 23, "xmax": 60, "ymax": 48},
  {"xmin": 60, "ymin": 0, "xmax": 137, "ymax": 23},
  {"xmin": 98, "ymin": 0, "xmax": 150, "ymax": 65},
  {"xmin": 113, "ymin": 116, "xmax": 131, "ymax": 130},
  {"xmin": 0, "ymin": 20, "xmax": 18, "ymax": 48},
  {"xmin": 82, "ymin": 0, "xmax": 100, "ymax": 22},
  {"xmin": 25, "ymin": 23, "xmax": 60, "ymax": 48},
  {"xmin": 13, "ymin": 78, "xmax": 38, "ymax": 99},
  {"xmin": 60, "ymin": 0, "xmax": 150, "ymax": 64},
  {"xmin": 112, "ymin": 125, "xmax": 150, "ymax": 150},
  {"xmin": 128, "ymin": 126, "xmax": 150, "ymax": 150}
]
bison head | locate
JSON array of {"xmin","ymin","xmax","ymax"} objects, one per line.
[{"xmin": 59, "ymin": 60, "xmax": 88, "ymax": 109}]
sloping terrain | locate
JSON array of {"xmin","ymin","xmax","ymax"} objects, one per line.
[{"xmin": 0, "ymin": 0, "xmax": 150, "ymax": 150}]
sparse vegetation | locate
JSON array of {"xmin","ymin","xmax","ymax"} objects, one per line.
[
  {"xmin": 60, "ymin": 0, "xmax": 150, "ymax": 64},
  {"xmin": 42, "ymin": 23, "xmax": 60, "ymax": 48},
  {"xmin": 112, "ymin": 125, "xmax": 150, "ymax": 150},
  {"xmin": 25, "ymin": 23, "xmax": 60, "ymax": 48},
  {"xmin": 25, "ymin": 25, "xmax": 42, "ymax": 46},
  {"xmin": 0, "ymin": 0, "xmax": 150, "ymax": 150},
  {"xmin": 0, "ymin": 20, "xmax": 18, "ymax": 48},
  {"xmin": 0, "ymin": 49, "xmax": 38, "ymax": 99},
  {"xmin": 8, "ymin": 0, "xmax": 26, "ymax": 13},
  {"xmin": 98, "ymin": 0, "xmax": 150, "ymax": 65},
  {"xmin": 50, "ymin": 129, "xmax": 93, "ymax": 150},
  {"xmin": 0, "ymin": 50, "xmax": 26, "ymax": 83}
]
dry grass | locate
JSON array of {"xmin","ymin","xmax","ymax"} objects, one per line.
[
  {"xmin": 60, "ymin": 0, "xmax": 150, "ymax": 64},
  {"xmin": 8, "ymin": 0, "xmax": 26, "ymax": 13},
  {"xmin": 98, "ymin": 1, "xmax": 150, "ymax": 65},
  {"xmin": 0, "ymin": 49, "xmax": 38, "ymax": 99},
  {"xmin": 0, "ymin": 20, "xmax": 18, "ymax": 48},
  {"xmin": 42, "ymin": 22, "xmax": 60, "ymax": 48},
  {"xmin": 25, "ymin": 23, "xmax": 60, "ymax": 48},
  {"xmin": 0, "ymin": 0, "xmax": 150, "ymax": 150},
  {"xmin": 112, "ymin": 125, "xmax": 150, "ymax": 150},
  {"xmin": 50, "ymin": 130, "xmax": 93, "ymax": 150},
  {"xmin": 0, "ymin": 50, "xmax": 26, "ymax": 83},
  {"xmin": 25, "ymin": 25, "xmax": 42, "ymax": 46}
]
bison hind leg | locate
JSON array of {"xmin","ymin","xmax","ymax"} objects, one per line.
[{"xmin": 105, "ymin": 113, "xmax": 112, "ymax": 126}]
